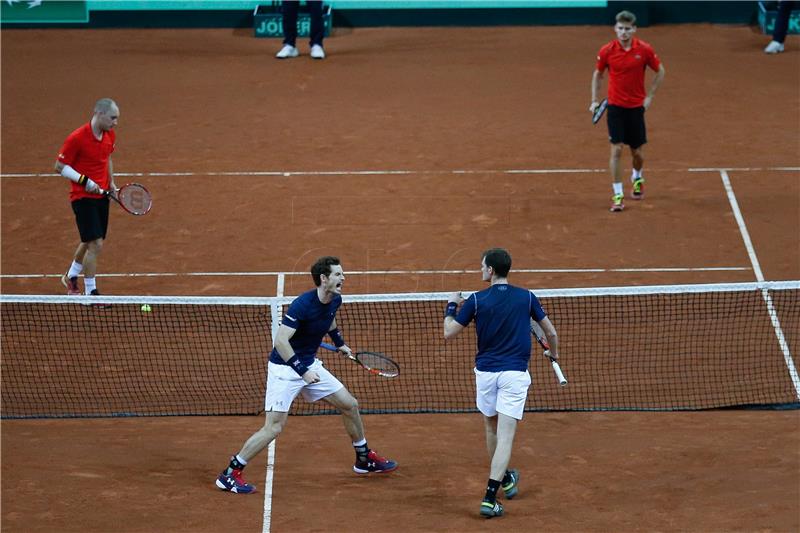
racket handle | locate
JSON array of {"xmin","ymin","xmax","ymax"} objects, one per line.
[
  {"xmin": 550, "ymin": 358, "xmax": 567, "ymax": 386},
  {"xmin": 320, "ymin": 342, "xmax": 358, "ymax": 364},
  {"xmin": 537, "ymin": 337, "xmax": 551, "ymax": 351}
]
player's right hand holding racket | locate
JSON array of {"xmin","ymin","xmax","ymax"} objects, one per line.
[{"xmin": 531, "ymin": 318, "xmax": 567, "ymax": 386}]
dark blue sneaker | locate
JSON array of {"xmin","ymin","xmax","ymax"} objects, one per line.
[
  {"xmin": 480, "ymin": 499, "xmax": 503, "ymax": 518},
  {"xmin": 501, "ymin": 469, "xmax": 519, "ymax": 499},
  {"xmin": 215, "ymin": 468, "xmax": 256, "ymax": 494},
  {"xmin": 353, "ymin": 449, "xmax": 397, "ymax": 474}
]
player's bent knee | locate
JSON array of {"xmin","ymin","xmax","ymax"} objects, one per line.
[
  {"xmin": 342, "ymin": 397, "xmax": 359, "ymax": 413},
  {"xmin": 265, "ymin": 419, "xmax": 286, "ymax": 437},
  {"xmin": 337, "ymin": 394, "xmax": 359, "ymax": 414},
  {"xmin": 264, "ymin": 411, "xmax": 288, "ymax": 435}
]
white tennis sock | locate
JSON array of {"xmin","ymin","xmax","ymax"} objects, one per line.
[
  {"xmin": 632, "ymin": 169, "xmax": 642, "ymax": 180},
  {"xmin": 235, "ymin": 454, "xmax": 248, "ymax": 465},
  {"xmin": 67, "ymin": 261, "xmax": 83, "ymax": 278},
  {"xmin": 613, "ymin": 182, "xmax": 624, "ymax": 196},
  {"xmin": 84, "ymin": 277, "xmax": 96, "ymax": 295},
  {"xmin": 352, "ymin": 438, "xmax": 367, "ymax": 447}
]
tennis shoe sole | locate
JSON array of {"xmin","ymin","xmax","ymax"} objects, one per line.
[
  {"xmin": 353, "ymin": 463, "xmax": 398, "ymax": 474},
  {"xmin": 480, "ymin": 500, "xmax": 504, "ymax": 518}
]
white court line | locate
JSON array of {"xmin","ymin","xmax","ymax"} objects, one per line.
[
  {"xmin": 719, "ymin": 171, "xmax": 765, "ymax": 282},
  {"xmin": 263, "ymin": 286, "xmax": 283, "ymax": 533},
  {"xmin": 719, "ymin": 170, "xmax": 800, "ymax": 400},
  {"xmin": 0, "ymin": 266, "xmax": 750, "ymax": 279},
  {"xmin": 276, "ymin": 273, "xmax": 285, "ymax": 298},
  {"xmin": 690, "ymin": 167, "xmax": 800, "ymax": 172},
  {"xmin": 262, "ymin": 440, "xmax": 276, "ymax": 533},
  {"xmin": 2, "ymin": 166, "xmax": 799, "ymax": 179}
]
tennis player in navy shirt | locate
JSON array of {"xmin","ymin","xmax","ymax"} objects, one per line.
[
  {"xmin": 444, "ymin": 248, "xmax": 559, "ymax": 518},
  {"xmin": 216, "ymin": 256, "xmax": 397, "ymax": 494}
]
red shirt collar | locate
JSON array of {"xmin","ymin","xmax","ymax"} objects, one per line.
[
  {"xmin": 613, "ymin": 37, "xmax": 640, "ymax": 52},
  {"xmin": 82, "ymin": 121, "xmax": 108, "ymax": 142}
]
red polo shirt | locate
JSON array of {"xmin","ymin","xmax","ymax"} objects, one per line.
[
  {"xmin": 596, "ymin": 37, "xmax": 661, "ymax": 108},
  {"xmin": 57, "ymin": 123, "xmax": 116, "ymax": 201}
]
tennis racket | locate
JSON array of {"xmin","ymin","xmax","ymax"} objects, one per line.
[
  {"xmin": 319, "ymin": 342, "xmax": 400, "ymax": 378},
  {"xmin": 102, "ymin": 183, "xmax": 152, "ymax": 216},
  {"xmin": 591, "ymin": 98, "xmax": 608, "ymax": 125},
  {"xmin": 530, "ymin": 319, "xmax": 568, "ymax": 386}
]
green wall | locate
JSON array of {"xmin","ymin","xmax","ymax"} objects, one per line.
[
  {"xmin": 1, "ymin": 1, "xmax": 759, "ymax": 28},
  {"xmin": 84, "ymin": 1, "xmax": 605, "ymax": 10}
]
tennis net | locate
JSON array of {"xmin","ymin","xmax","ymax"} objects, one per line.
[{"xmin": 1, "ymin": 281, "xmax": 798, "ymax": 418}]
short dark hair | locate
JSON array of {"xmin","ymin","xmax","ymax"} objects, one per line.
[
  {"xmin": 616, "ymin": 10, "xmax": 636, "ymax": 25},
  {"xmin": 311, "ymin": 256, "xmax": 341, "ymax": 286},
  {"xmin": 482, "ymin": 248, "xmax": 512, "ymax": 278}
]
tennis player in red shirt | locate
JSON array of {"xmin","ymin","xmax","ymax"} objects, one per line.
[
  {"xmin": 590, "ymin": 10, "xmax": 665, "ymax": 212},
  {"xmin": 54, "ymin": 98, "xmax": 119, "ymax": 297}
]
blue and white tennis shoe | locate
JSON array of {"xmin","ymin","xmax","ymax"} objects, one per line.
[{"xmin": 216, "ymin": 468, "xmax": 256, "ymax": 494}]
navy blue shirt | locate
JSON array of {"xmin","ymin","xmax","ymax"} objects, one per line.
[
  {"xmin": 455, "ymin": 284, "xmax": 547, "ymax": 372},
  {"xmin": 269, "ymin": 289, "xmax": 342, "ymax": 367}
]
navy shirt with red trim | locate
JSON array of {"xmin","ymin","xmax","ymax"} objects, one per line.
[
  {"xmin": 269, "ymin": 289, "xmax": 342, "ymax": 367},
  {"xmin": 455, "ymin": 284, "xmax": 547, "ymax": 372}
]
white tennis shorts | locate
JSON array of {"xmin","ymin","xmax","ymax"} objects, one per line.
[
  {"xmin": 474, "ymin": 368, "xmax": 532, "ymax": 420},
  {"xmin": 264, "ymin": 359, "xmax": 344, "ymax": 412}
]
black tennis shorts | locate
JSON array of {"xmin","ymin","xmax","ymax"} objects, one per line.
[
  {"xmin": 71, "ymin": 197, "xmax": 110, "ymax": 242},
  {"xmin": 607, "ymin": 104, "xmax": 647, "ymax": 149}
]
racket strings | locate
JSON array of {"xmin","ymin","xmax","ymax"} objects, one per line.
[
  {"xmin": 357, "ymin": 352, "xmax": 399, "ymax": 376},
  {"xmin": 118, "ymin": 185, "xmax": 152, "ymax": 215}
]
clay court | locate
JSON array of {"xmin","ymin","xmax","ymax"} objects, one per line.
[{"xmin": 1, "ymin": 22, "xmax": 799, "ymax": 532}]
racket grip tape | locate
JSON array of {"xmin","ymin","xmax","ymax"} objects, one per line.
[{"xmin": 550, "ymin": 359, "xmax": 568, "ymax": 386}]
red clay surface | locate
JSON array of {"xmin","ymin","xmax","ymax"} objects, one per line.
[
  {"xmin": 3, "ymin": 412, "xmax": 799, "ymax": 533},
  {"xmin": 2, "ymin": 24, "xmax": 799, "ymax": 532}
]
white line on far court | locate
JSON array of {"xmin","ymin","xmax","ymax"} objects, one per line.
[
  {"xmin": 689, "ymin": 167, "xmax": 800, "ymax": 172},
  {"xmin": 720, "ymin": 171, "xmax": 765, "ymax": 282},
  {"xmin": 0, "ymin": 267, "xmax": 750, "ymax": 279},
  {"xmin": 720, "ymin": 169, "xmax": 800, "ymax": 400},
  {"xmin": 1, "ymin": 166, "xmax": 798, "ymax": 179}
]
